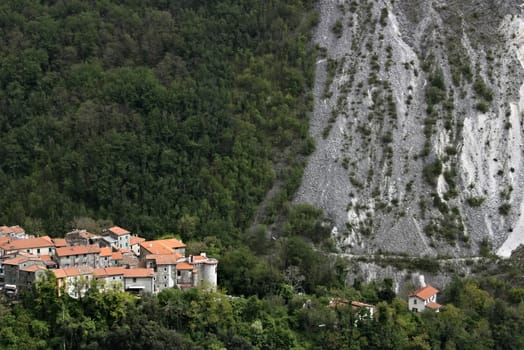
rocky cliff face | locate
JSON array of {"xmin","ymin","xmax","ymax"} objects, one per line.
[{"xmin": 295, "ymin": 0, "xmax": 524, "ymax": 257}]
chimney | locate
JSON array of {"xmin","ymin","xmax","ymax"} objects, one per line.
[
  {"xmin": 200, "ymin": 252, "xmax": 206, "ymax": 258},
  {"xmin": 418, "ymin": 275, "xmax": 426, "ymax": 288}
]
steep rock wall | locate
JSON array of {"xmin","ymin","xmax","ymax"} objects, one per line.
[{"xmin": 295, "ymin": 0, "xmax": 524, "ymax": 257}]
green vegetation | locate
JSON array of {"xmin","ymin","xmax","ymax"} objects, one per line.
[
  {"xmin": 3, "ymin": 270, "xmax": 524, "ymax": 349},
  {"xmin": 466, "ymin": 196, "xmax": 486, "ymax": 207},
  {"xmin": 0, "ymin": 0, "xmax": 318, "ymax": 241}
]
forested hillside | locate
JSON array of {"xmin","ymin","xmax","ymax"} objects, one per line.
[
  {"xmin": 2, "ymin": 271, "xmax": 524, "ymax": 349},
  {"xmin": 0, "ymin": 0, "xmax": 317, "ymax": 240}
]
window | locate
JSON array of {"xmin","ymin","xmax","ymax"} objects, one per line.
[
  {"xmin": 164, "ymin": 276, "xmax": 167, "ymax": 280},
  {"xmin": 177, "ymin": 271, "xmax": 181, "ymax": 277},
  {"xmin": 133, "ymin": 278, "xmax": 137, "ymax": 282},
  {"xmin": 164, "ymin": 267, "xmax": 167, "ymax": 272},
  {"xmin": 37, "ymin": 248, "xmax": 40, "ymax": 254},
  {"xmin": 413, "ymin": 299, "xmax": 417, "ymax": 304}
]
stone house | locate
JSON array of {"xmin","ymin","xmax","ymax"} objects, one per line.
[
  {"xmin": 0, "ymin": 236, "xmax": 55, "ymax": 257},
  {"xmin": 408, "ymin": 285, "xmax": 441, "ymax": 312},
  {"xmin": 106, "ymin": 226, "xmax": 131, "ymax": 250},
  {"xmin": 93, "ymin": 267, "xmax": 125, "ymax": 291},
  {"xmin": 145, "ymin": 254, "xmax": 182, "ymax": 292},
  {"xmin": 55, "ymin": 245, "xmax": 101, "ymax": 268},
  {"xmin": 123, "ymin": 268, "xmax": 155, "ymax": 294}
]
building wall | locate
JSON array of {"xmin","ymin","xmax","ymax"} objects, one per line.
[
  {"xmin": 155, "ymin": 264, "xmax": 176, "ymax": 292},
  {"xmin": 408, "ymin": 296, "xmax": 426, "ymax": 312},
  {"xmin": 112, "ymin": 234, "xmax": 130, "ymax": 249},
  {"xmin": 97, "ymin": 276, "xmax": 124, "ymax": 292},
  {"xmin": 57, "ymin": 253, "xmax": 100, "ymax": 268},
  {"xmin": 124, "ymin": 276, "xmax": 154, "ymax": 293},
  {"xmin": 5, "ymin": 246, "xmax": 54, "ymax": 257}
]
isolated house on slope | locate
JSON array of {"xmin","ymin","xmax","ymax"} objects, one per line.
[{"xmin": 408, "ymin": 285, "xmax": 441, "ymax": 312}]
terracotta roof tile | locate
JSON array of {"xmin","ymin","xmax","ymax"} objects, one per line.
[
  {"xmin": 176, "ymin": 262, "xmax": 194, "ymax": 270},
  {"xmin": 108, "ymin": 226, "xmax": 130, "ymax": 236},
  {"xmin": 112, "ymin": 251, "xmax": 123, "ymax": 260},
  {"xmin": 1, "ymin": 236, "xmax": 55, "ymax": 251},
  {"xmin": 146, "ymin": 254, "xmax": 182, "ymax": 265},
  {"xmin": 93, "ymin": 267, "xmax": 125, "ymax": 277},
  {"xmin": 123, "ymin": 268, "xmax": 154, "ymax": 278},
  {"xmin": 130, "ymin": 236, "xmax": 145, "ymax": 246},
  {"xmin": 100, "ymin": 247, "xmax": 112, "ymax": 257},
  {"xmin": 62, "ymin": 266, "xmax": 93, "ymax": 276},
  {"xmin": 139, "ymin": 241, "xmax": 174, "ymax": 255},
  {"xmin": 426, "ymin": 301, "xmax": 442, "ymax": 310},
  {"xmin": 56, "ymin": 245, "xmax": 100, "ymax": 257},
  {"xmin": 52, "ymin": 269, "xmax": 67, "ymax": 278},
  {"xmin": 156, "ymin": 238, "xmax": 185, "ymax": 249},
  {"xmin": 3, "ymin": 255, "xmax": 40, "ymax": 265},
  {"xmin": 52, "ymin": 238, "xmax": 68, "ymax": 247},
  {"xmin": 409, "ymin": 286, "xmax": 439, "ymax": 300},
  {"xmin": 20, "ymin": 264, "xmax": 47, "ymax": 272},
  {"xmin": 351, "ymin": 301, "xmax": 374, "ymax": 308}
]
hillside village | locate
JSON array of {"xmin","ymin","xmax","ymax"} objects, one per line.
[{"xmin": 0, "ymin": 225, "xmax": 218, "ymax": 297}]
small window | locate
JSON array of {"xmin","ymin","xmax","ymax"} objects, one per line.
[
  {"xmin": 133, "ymin": 278, "xmax": 137, "ymax": 282},
  {"xmin": 413, "ymin": 299, "xmax": 417, "ymax": 304},
  {"xmin": 177, "ymin": 271, "xmax": 181, "ymax": 277},
  {"xmin": 164, "ymin": 267, "xmax": 167, "ymax": 272},
  {"xmin": 164, "ymin": 276, "xmax": 167, "ymax": 280},
  {"xmin": 37, "ymin": 248, "xmax": 40, "ymax": 254}
]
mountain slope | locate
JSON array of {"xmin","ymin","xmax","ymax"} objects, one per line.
[{"xmin": 295, "ymin": 0, "xmax": 524, "ymax": 257}]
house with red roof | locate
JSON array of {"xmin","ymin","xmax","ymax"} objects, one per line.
[
  {"xmin": 408, "ymin": 285, "xmax": 441, "ymax": 312},
  {"xmin": 145, "ymin": 253, "xmax": 183, "ymax": 292},
  {"xmin": 93, "ymin": 267, "xmax": 125, "ymax": 291},
  {"xmin": 55, "ymin": 245, "xmax": 101, "ymax": 268},
  {"xmin": 0, "ymin": 236, "xmax": 55, "ymax": 257},
  {"xmin": 123, "ymin": 268, "xmax": 155, "ymax": 293},
  {"xmin": 106, "ymin": 226, "xmax": 131, "ymax": 249},
  {"xmin": 3, "ymin": 255, "xmax": 44, "ymax": 292}
]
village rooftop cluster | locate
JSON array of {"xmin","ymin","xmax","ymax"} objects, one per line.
[{"xmin": 0, "ymin": 225, "xmax": 218, "ymax": 298}]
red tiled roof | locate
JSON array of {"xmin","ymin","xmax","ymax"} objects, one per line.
[
  {"xmin": 123, "ymin": 268, "xmax": 154, "ymax": 278},
  {"xmin": 146, "ymin": 254, "xmax": 182, "ymax": 265},
  {"xmin": 108, "ymin": 226, "xmax": 130, "ymax": 236},
  {"xmin": 52, "ymin": 238, "xmax": 68, "ymax": 247},
  {"xmin": 0, "ymin": 226, "xmax": 9, "ymax": 234},
  {"xmin": 3, "ymin": 255, "xmax": 40, "ymax": 265},
  {"xmin": 112, "ymin": 251, "xmax": 123, "ymax": 260},
  {"xmin": 156, "ymin": 238, "xmax": 185, "ymax": 249},
  {"xmin": 409, "ymin": 286, "xmax": 439, "ymax": 300},
  {"xmin": 100, "ymin": 247, "xmax": 112, "ymax": 257},
  {"xmin": 52, "ymin": 269, "xmax": 67, "ymax": 278},
  {"xmin": 176, "ymin": 262, "xmax": 194, "ymax": 270},
  {"xmin": 426, "ymin": 302, "xmax": 441, "ymax": 310},
  {"xmin": 351, "ymin": 301, "xmax": 374, "ymax": 308},
  {"xmin": 20, "ymin": 264, "xmax": 47, "ymax": 272},
  {"xmin": 10, "ymin": 225, "xmax": 25, "ymax": 234},
  {"xmin": 0, "ymin": 237, "xmax": 9, "ymax": 245},
  {"xmin": 130, "ymin": 236, "xmax": 145, "ymax": 246},
  {"xmin": 56, "ymin": 245, "xmax": 100, "ymax": 257},
  {"xmin": 93, "ymin": 267, "xmax": 125, "ymax": 278},
  {"xmin": 139, "ymin": 241, "xmax": 173, "ymax": 255},
  {"xmin": 62, "ymin": 266, "xmax": 93, "ymax": 276},
  {"xmin": 1, "ymin": 236, "xmax": 54, "ymax": 251}
]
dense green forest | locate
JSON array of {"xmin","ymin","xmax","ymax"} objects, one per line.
[
  {"xmin": 0, "ymin": 0, "xmax": 318, "ymax": 241},
  {"xmin": 1, "ymin": 271, "xmax": 524, "ymax": 350}
]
